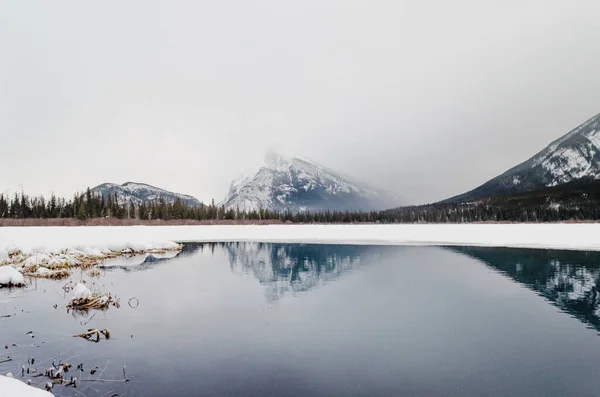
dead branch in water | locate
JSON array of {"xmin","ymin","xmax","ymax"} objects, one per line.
[{"xmin": 74, "ymin": 328, "xmax": 111, "ymax": 343}]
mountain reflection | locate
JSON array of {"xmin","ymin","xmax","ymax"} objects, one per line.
[
  {"xmin": 447, "ymin": 246, "xmax": 600, "ymax": 332},
  {"xmin": 99, "ymin": 243, "xmax": 204, "ymax": 272},
  {"xmin": 220, "ymin": 242, "xmax": 379, "ymax": 302}
]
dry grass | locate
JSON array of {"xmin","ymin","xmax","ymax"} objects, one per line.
[
  {"xmin": 23, "ymin": 269, "xmax": 71, "ymax": 280},
  {"xmin": 88, "ymin": 267, "xmax": 101, "ymax": 277},
  {"xmin": 68, "ymin": 293, "xmax": 119, "ymax": 311}
]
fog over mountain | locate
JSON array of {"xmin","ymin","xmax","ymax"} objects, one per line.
[
  {"xmin": 220, "ymin": 152, "xmax": 397, "ymax": 212},
  {"xmin": 2, "ymin": 1, "xmax": 600, "ymax": 204}
]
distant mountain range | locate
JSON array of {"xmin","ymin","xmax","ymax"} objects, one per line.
[
  {"xmin": 82, "ymin": 154, "xmax": 397, "ymax": 214},
  {"xmin": 444, "ymin": 112, "xmax": 600, "ymax": 203},
  {"xmin": 219, "ymin": 152, "xmax": 398, "ymax": 213},
  {"xmin": 91, "ymin": 182, "xmax": 202, "ymax": 207},
  {"xmin": 17, "ymin": 112, "xmax": 600, "ymax": 218}
]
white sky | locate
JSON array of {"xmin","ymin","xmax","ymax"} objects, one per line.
[{"xmin": 1, "ymin": 0, "xmax": 600, "ymax": 204}]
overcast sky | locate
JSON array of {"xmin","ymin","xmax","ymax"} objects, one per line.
[{"xmin": 2, "ymin": 1, "xmax": 600, "ymax": 204}]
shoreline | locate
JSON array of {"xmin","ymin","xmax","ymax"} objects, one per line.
[{"xmin": 0, "ymin": 224, "xmax": 600, "ymax": 252}]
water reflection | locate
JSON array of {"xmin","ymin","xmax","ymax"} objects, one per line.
[
  {"xmin": 5, "ymin": 243, "xmax": 600, "ymax": 396},
  {"xmin": 98, "ymin": 241, "xmax": 600, "ymax": 334},
  {"xmin": 447, "ymin": 246, "xmax": 600, "ymax": 332},
  {"xmin": 222, "ymin": 242, "xmax": 379, "ymax": 302},
  {"xmin": 98, "ymin": 242, "xmax": 380, "ymax": 301},
  {"xmin": 95, "ymin": 241, "xmax": 381, "ymax": 303},
  {"xmin": 98, "ymin": 243, "xmax": 203, "ymax": 272}
]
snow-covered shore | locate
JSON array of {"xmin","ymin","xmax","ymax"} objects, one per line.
[
  {"xmin": 0, "ymin": 224, "xmax": 600, "ymax": 252},
  {"xmin": 0, "ymin": 239, "xmax": 181, "ymax": 284}
]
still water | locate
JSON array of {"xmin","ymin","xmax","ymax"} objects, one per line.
[{"xmin": 3, "ymin": 243, "xmax": 600, "ymax": 396}]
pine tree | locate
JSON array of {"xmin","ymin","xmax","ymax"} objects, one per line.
[{"xmin": 77, "ymin": 202, "xmax": 88, "ymax": 221}]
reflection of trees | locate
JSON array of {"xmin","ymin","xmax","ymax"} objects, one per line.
[
  {"xmin": 219, "ymin": 242, "xmax": 379, "ymax": 302},
  {"xmin": 447, "ymin": 246, "xmax": 600, "ymax": 332}
]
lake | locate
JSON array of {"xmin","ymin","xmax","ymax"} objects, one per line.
[{"xmin": 3, "ymin": 243, "xmax": 600, "ymax": 396}]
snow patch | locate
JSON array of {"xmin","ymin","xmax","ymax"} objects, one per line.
[
  {"xmin": 72, "ymin": 283, "xmax": 91, "ymax": 300},
  {"xmin": 0, "ymin": 375, "xmax": 54, "ymax": 397},
  {"xmin": 35, "ymin": 267, "xmax": 52, "ymax": 275},
  {"xmin": 541, "ymin": 147, "xmax": 595, "ymax": 186},
  {"xmin": 0, "ymin": 266, "xmax": 25, "ymax": 286},
  {"xmin": 586, "ymin": 129, "xmax": 600, "ymax": 150}
]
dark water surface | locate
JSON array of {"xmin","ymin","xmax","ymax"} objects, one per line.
[{"xmin": 3, "ymin": 243, "xmax": 600, "ymax": 396}]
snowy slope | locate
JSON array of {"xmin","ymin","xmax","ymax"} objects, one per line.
[
  {"xmin": 446, "ymin": 112, "xmax": 600, "ymax": 203},
  {"xmin": 220, "ymin": 152, "xmax": 397, "ymax": 212},
  {"xmin": 91, "ymin": 182, "xmax": 202, "ymax": 207}
]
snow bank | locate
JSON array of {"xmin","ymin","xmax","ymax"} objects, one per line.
[
  {"xmin": 0, "ymin": 266, "xmax": 25, "ymax": 286},
  {"xmin": 0, "ymin": 224, "xmax": 599, "ymax": 254},
  {"xmin": 0, "ymin": 238, "xmax": 179, "ymax": 260},
  {"xmin": 0, "ymin": 375, "xmax": 53, "ymax": 397}
]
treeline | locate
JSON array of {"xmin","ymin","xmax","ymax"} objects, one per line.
[
  {"xmin": 381, "ymin": 178, "xmax": 600, "ymax": 223},
  {"xmin": 380, "ymin": 201, "xmax": 600, "ymax": 223},
  {"xmin": 1, "ymin": 181, "xmax": 600, "ymax": 223},
  {"xmin": 1, "ymin": 189, "xmax": 228, "ymax": 221},
  {"xmin": 0, "ymin": 188, "xmax": 288, "ymax": 222}
]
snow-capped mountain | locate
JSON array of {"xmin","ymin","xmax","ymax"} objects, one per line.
[
  {"xmin": 220, "ymin": 152, "xmax": 397, "ymax": 212},
  {"xmin": 91, "ymin": 182, "xmax": 202, "ymax": 207},
  {"xmin": 446, "ymin": 112, "xmax": 600, "ymax": 203}
]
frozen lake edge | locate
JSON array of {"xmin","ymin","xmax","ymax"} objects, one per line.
[{"xmin": 0, "ymin": 224, "xmax": 599, "ymax": 253}]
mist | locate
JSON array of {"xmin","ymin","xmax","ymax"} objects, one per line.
[{"xmin": 1, "ymin": 1, "xmax": 600, "ymax": 204}]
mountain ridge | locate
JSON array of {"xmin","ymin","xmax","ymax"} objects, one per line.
[
  {"xmin": 91, "ymin": 182, "xmax": 202, "ymax": 207},
  {"xmin": 443, "ymin": 112, "xmax": 600, "ymax": 203}
]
